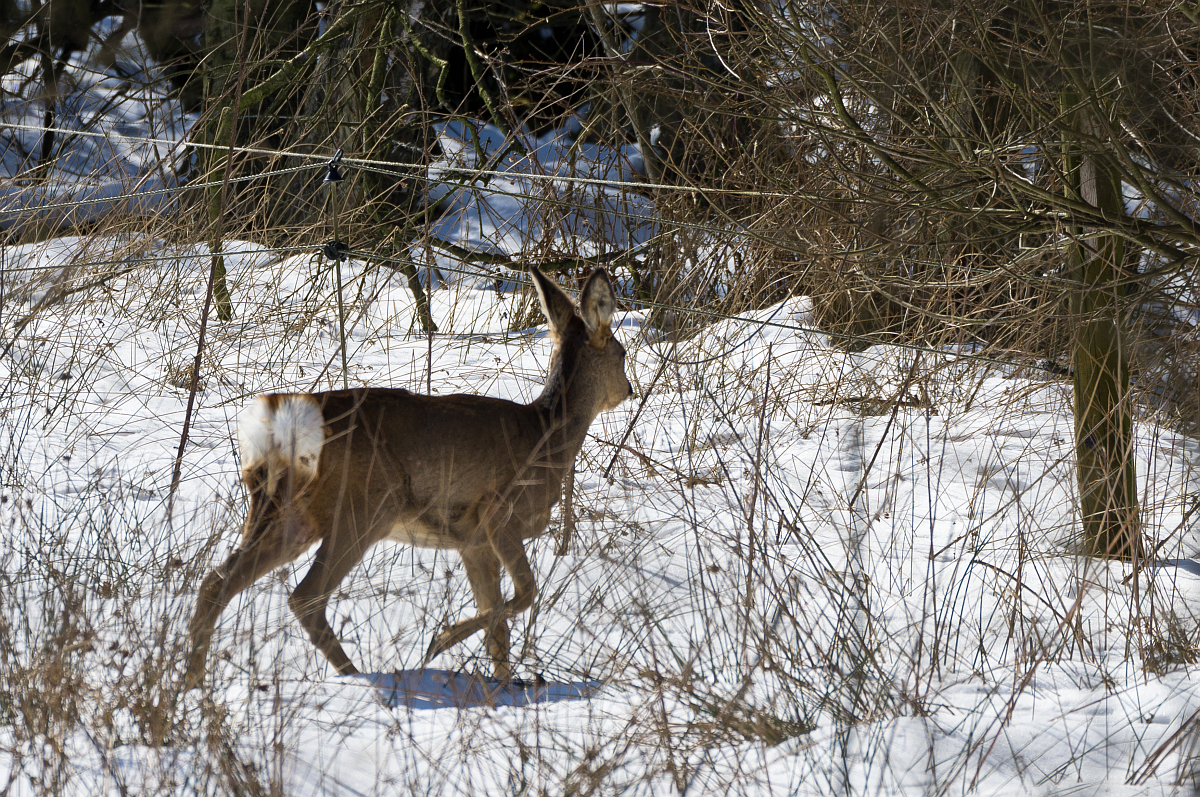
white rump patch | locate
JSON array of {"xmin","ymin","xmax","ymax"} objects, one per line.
[
  {"xmin": 237, "ymin": 396, "xmax": 277, "ymax": 469},
  {"xmin": 271, "ymin": 395, "xmax": 325, "ymax": 474},
  {"xmin": 237, "ymin": 394, "xmax": 325, "ymax": 491}
]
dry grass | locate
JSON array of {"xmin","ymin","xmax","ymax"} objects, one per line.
[{"xmin": 1, "ymin": 2, "xmax": 1199, "ymax": 794}]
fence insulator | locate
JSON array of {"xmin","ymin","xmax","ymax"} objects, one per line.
[
  {"xmin": 324, "ymin": 147, "xmax": 349, "ymax": 390},
  {"xmin": 324, "ymin": 148, "xmax": 345, "ymax": 184}
]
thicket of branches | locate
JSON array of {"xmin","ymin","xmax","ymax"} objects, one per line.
[
  {"xmin": 1, "ymin": 2, "xmax": 1200, "ymax": 791},
  {"xmin": 5, "ymin": 0, "xmax": 1200, "ymax": 550},
  {"xmin": 721, "ymin": 0, "xmax": 1200, "ymax": 559}
]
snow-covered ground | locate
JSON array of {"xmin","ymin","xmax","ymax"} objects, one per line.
[
  {"xmin": 0, "ymin": 19, "xmax": 1198, "ymax": 797},
  {"xmin": 0, "ymin": 235, "xmax": 1196, "ymax": 796}
]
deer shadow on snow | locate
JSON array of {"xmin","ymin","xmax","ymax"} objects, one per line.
[{"xmin": 359, "ymin": 668, "xmax": 599, "ymax": 710}]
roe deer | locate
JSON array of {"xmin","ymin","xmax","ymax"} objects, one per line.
[{"xmin": 184, "ymin": 268, "xmax": 631, "ymax": 688}]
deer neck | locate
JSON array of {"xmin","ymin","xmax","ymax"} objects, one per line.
[{"xmin": 532, "ymin": 348, "xmax": 600, "ymax": 466}]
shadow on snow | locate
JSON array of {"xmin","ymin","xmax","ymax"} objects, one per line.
[{"xmin": 361, "ymin": 669, "xmax": 599, "ymax": 710}]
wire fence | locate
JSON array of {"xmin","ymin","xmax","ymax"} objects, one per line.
[
  {"xmin": 0, "ymin": 120, "xmax": 794, "ymax": 197},
  {"xmin": 0, "ymin": 119, "xmax": 1085, "ymax": 375},
  {"xmin": 8, "ymin": 120, "xmax": 1125, "ymax": 277},
  {"xmin": 0, "ymin": 162, "xmax": 323, "ymax": 219},
  {"xmin": 0, "ymin": 239, "xmax": 1062, "ymax": 377},
  {"xmin": 1, "ymin": 118, "xmax": 887, "ymax": 265}
]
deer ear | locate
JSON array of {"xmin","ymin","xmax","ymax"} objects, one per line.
[
  {"xmin": 578, "ymin": 269, "xmax": 616, "ymax": 335},
  {"xmin": 530, "ymin": 266, "xmax": 575, "ymax": 335}
]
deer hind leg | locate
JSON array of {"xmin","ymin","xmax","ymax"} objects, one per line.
[
  {"xmin": 423, "ymin": 528, "xmax": 537, "ymax": 679},
  {"xmin": 184, "ymin": 500, "xmax": 314, "ymax": 688},
  {"xmin": 288, "ymin": 531, "xmax": 371, "ymax": 677}
]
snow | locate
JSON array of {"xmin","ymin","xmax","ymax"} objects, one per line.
[
  {"xmin": 0, "ymin": 18, "xmax": 193, "ymax": 231},
  {"xmin": 0, "ymin": 24, "xmax": 1197, "ymax": 797},
  {"xmin": 0, "ymin": 238, "xmax": 1196, "ymax": 795},
  {"xmin": 427, "ymin": 118, "xmax": 656, "ymax": 261}
]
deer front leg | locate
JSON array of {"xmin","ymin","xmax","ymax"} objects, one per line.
[
  {"xmin": 422, "ymin": 530, "xmax": 537, "ymax": 679},
  {"xmin": 459, "ymin": 545, "xmax": 510, "ymax": 679}
]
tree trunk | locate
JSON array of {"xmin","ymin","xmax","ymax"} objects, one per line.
[{"xmin": 1062, "ymin": 95, "xmax": 1143, "ymax": 561}]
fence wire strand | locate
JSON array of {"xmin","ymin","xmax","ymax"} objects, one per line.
[
  {"xmin": 0, "ymin": 120, "xmax": 796, "ymax": 197},
  {"xmin": 0, "ymin": 121, "xmax": 1074, "ymax": 375}
]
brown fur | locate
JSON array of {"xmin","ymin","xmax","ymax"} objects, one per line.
[{"xmin": 184, "ymin": 268, "xmax": 631, "ymax": 687}]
